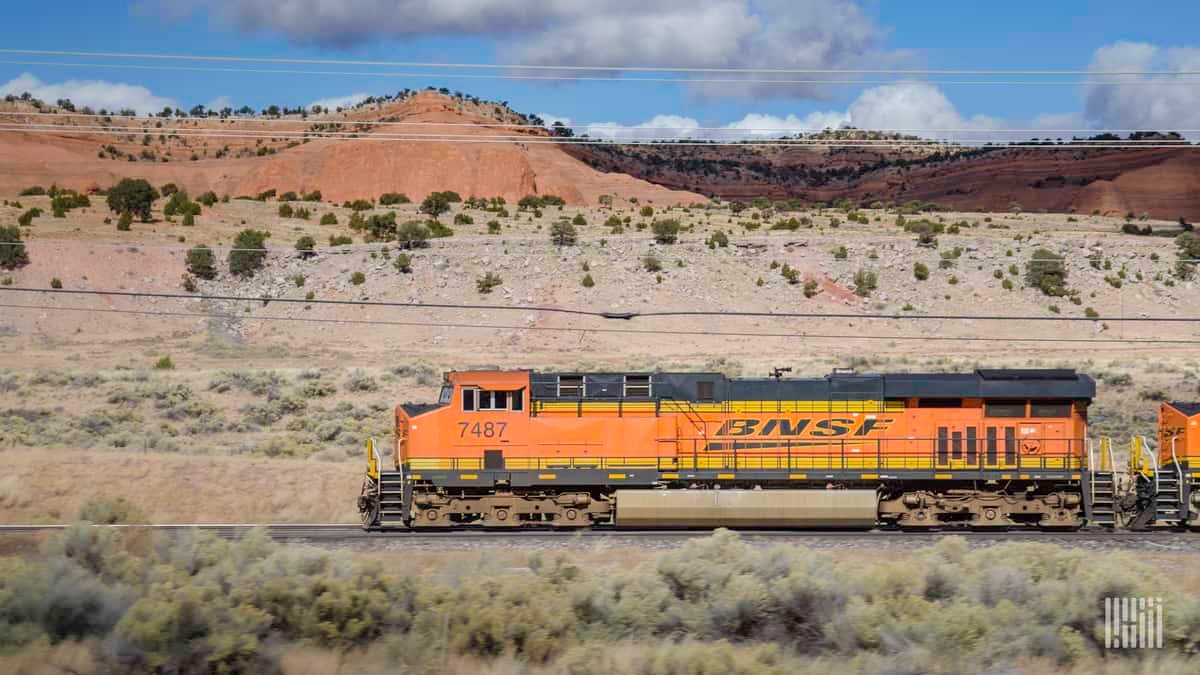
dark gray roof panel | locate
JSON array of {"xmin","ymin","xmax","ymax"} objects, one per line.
[
  {"xmin": 530, "ymin": 369, "xmax": 1095, "ymax": 402},
  {"xmin": 1169, "ymin": 402, "xmax": 1200, "ymax": 417}
]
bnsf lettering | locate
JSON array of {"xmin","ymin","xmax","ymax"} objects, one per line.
[{"xmin": 715, "ymin": 417, "xmax": 893, "ymax": 437}]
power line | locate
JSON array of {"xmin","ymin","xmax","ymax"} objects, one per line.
[
  {"xmin": 2, "ymin": 59, "xmax": 1197, "ymax": 89},
  {"xmin": 2, "ymin": 286, "xmax": 1196, "ymax": 324},
  {"xmin": 4, "ymin": 302, "xmax": 1198, "ymax": 345},
  {"xmin": 2, "ymin": 49, "xmax": 1197, "ymax": 76},
  {"xmin": 2, "ymin": 125, "xmax": 1193, "ymax": 149}
]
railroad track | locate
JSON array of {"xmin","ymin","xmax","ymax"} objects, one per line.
[{"xmin": 1, "ymin": 524, "xmax": 1196, "ymax": 542}]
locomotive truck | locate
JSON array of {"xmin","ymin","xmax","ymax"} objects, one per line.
[{"xmin": 357, "ymin": 368, "xmax": 1199, "ymax": 530}]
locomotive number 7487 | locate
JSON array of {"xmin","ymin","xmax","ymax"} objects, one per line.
[{"xmin": 458, "ymin": 421, "xmax": 507, "ymax": 438}]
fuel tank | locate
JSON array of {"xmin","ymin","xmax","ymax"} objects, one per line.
[{"xmin": 614, "ymin": 489, "xmax": 878, "ymax": 528}]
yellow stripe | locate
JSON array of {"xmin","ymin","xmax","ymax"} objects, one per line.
[
  {"xmin": 860, "ymin": 473, "xmax": 878, "ymax": 479},
  {"xmin": 409, "ymin": 474, "xmax": 422, "ymax": 480},
  {"xmin": 789, "ymin": 473, "xmax": 807, "ymax": 480},
  {"xmin": 536, "ymin": 400, "xmax": 905, "ymax": 414},
  {"xmin": 660, "ymin": 472, "xmax": 679, "ymax": 479},
  {"xmin": 1071, "ymin": 473, "xmax": 1081, "ymax": 480},
  {"xmin": 459, "ymin": 474, "xmax": 478, "ymax": 480},
  {"xmin": 1019, "ymin": 474, "xmax": 1030, "ymax": 479},
  {"xmin": 1000, "ymin": 474, "xmax": 1012, "ymax": 479},
  {"xmin": 537, "ymin": 473, "xmax": 556, "ymax": 480},
  {"xmin": 934, "ymin": 473, "xmax": 953, "ymax": 479},
  {"xmin": 717, "ymin": 473, "xmax": 736, "ymax": 479},
  {"xmin": 608, "ymin": 473, "xmax": 626, "ymax": 479}
]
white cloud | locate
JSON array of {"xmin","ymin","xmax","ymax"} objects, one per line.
[
  {"xmin": 544, "ymin": 82, "xmax": 1008, "ymax": 141},
  {"xmin": 1083, "ymin": 41, "xmax": 1200, "ymax": 132},
  {"xmin": 308, "ymin": 92, "xmax": 369, "ymax": 112},
  {"xmin": 0, "ymin": 72, "xmax": 176, "ymax": 114},
  {"xmin": 150, "ymin": 0, "xmax": 900, "ymax": 100}
]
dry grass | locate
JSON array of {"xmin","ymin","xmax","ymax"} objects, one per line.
[{"xmin": 0, "ymin": 450, "xmax": 360, "ymax": 523}]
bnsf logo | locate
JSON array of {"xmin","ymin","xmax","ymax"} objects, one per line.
[{"xmin": 714, "ymin": 417, "xmax": 893, "ymax": 438}]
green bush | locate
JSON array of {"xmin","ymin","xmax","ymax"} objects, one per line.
[
  {"xmin": 78, "ymin": 496, "xmax": 146, "ymax": 523},
  {"xmin": 652, "ymin": 219, "xmax": 680, "ymax": 244},
  {"xmin": 50, "ymin": 277, "xmax": 63, "ymax": 289},
  {"xmin": 914, "ymin": 262, "xmax": 929, "ymax": 280},
  {"xmin": 17, "ymin": 207, "xmax": 41, "ymax": 227},
  {"xmin": 572, "ymin": 213, "xmax": 587, "ymax": 226},
  {"xmin": 278, "ymin": 203, "xmax": 293, "ymax": 218},
  {"xmin": 116, "ymin": 212, "xmax": 132, "ymax": 231},
  {"xmin": 832, "ymin": 246, "xmax": 848, "ymax": 260},
  {"xmin": 551, "ymin": 220, "xmax": 578, "ymax": 246},
  {"xmin": 319, "ymin": 213, "xmax": 338, "ymax": 225},
  {"xmin": 154, "ymin": 356, "xmax": 174, "ymax": 370},
  {"xmin": 420, "ymin": 192, "xmax": 451, "ymax": 220},
  {"xmin": 643, "ymin": 255, "xmax": 662, "ymax": 272},
  {"xmin": 1025, "ymin": 248, "xmax": 1069, "ymax": 296},
  {"xmin": 228, "ymin": 230, "xmax": 268, "ymax": 277},
  {"xmin": 581, "ymin": 273, "xmax": 595, "ymax": 288},
  {"xmin": 197, "ymin": 191, "xmax": 218, "ymax": 207},
  {"xmin": 295, "ymin": 236, "xmax": 316, "ymax": 258},
  {"xmin": 707, "ymin": 230, "xmax": 729, "ymax": 248},
  {"xmin": 329, "ymin": 235, "xmax": 353, "ymax": 246},
  {"xmin": 106, "ymin": 178, "xmax": 159, "ymax": 221},
  {"xmin": 185, "ymin": 244, "xmax": 217, "ymax": 279},
  {"xmin": 395, "ymin": 253, "xmax": 412, "ymax": 273},
  {"xmin": 487, "ymin": 220, "xmax": 501, "ymax": 234},
  {"xmin": 853, "ymin": 269, "xmax": 877, "ymax": 297},
  {"xmin": 350, "ymin": 271, "xmax": 366, "ymax": 285},
  {"xmin": 379, "ymin": 192, "xmax": 410, "ymax": 205},
  {"xmin": 476, "ymin": 271, "xmax": 502, "ymax": 294},
  {"xmin": 426, "ymin": 221, "xmax": 454, "ymax": 238},
  {"xmin": 0, "ymin": 226, "xmax": 30, "ymax": 269},
  {"xmin": 453, "ymin": 213, "xmax": 474, "ymax": 225}
]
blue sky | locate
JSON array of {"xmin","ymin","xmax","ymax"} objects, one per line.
[{"xmin": 0, "ymin": 1, "xmax": 1197, "ymax": 136}]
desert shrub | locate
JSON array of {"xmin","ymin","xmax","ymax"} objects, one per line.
[
  {"xmin": 581, "ymin": 273, "xmax": 595, "ymax": 288},
  {"xmin": 153, "ymin": 356, "xmax": 174, "ymax": 370},
  {"xmin": 163, "ymin": 191, "xmax": 200, "ymax": 218},
  {"xmin": 278, "ymin": 203, "xmax": 294, "ymax": 218},
  {"xmin": 572, "ymin": 213, "xmax": 586, "ymax": 226},
  {"xmin": 1176, "ymin": 231, "xmax": 1200, "ymax": 279},
  {"xmin": 228, "ymin": 229, "xmax": 268, "ymax": 277},
  {"xmin": 78, "ymin": 496, "xmax": 145, "ymax": 524},
  {"xmin": 419, "ymin": 192, "xmax": 452, "ymax": 220},
  {"xmin": 707, "ymin": 230, "xmax": 729, "ymax": 248},
  {"xmin": 652, "ymin": 219, "xmax": 680, "ymax": 244},
  {"xmin": 476, "ymin": 271, "xmax": 502, "ymax": 294},
  {"xmin": 207, "ymin": 370, "xmax": 284, "ymax": 397},
  {"xmin": 802, "ymin": 279, "xmax": 820, "ymax": 297},
  {"xmin": 426, "ymin": 221, "xmax": 453, "ymax": 238},
  {"xmin": 832, "ymin": 246, "xmax": 848, "ymax": 260},
  {"xmin": 345, "ymin": 369, "xmax": 379, "ymax": 392},
  {"xmin": 853, "ymin": 269, "xmax": 877, "ymax": 297},
  {"xmin": 295, "ymin": 236, "xmax": 316, "ymax": 258},
  {"xmin": 395, "ymin": 253, "xmax": 412, "ymax": 273},
  {"xmin": 551, "ymin": 220, "xmax": 578, "ymax": 246},
  {"xmin": 329, "ymin": 234, "xmax": 353, "ymax": 247},
  {"xmin": 50, "ymin": 277, "xmax": 63, "ymax": 289},
  {"xmin": 379, "ymin": 192, "xmax": 410, "ymax": 205},
  {"xmin": 1025, "ymin": 248, "xmax": 1069, "ymax": 296},
  {"xmin": 914, "ymin": 262, "xmax": 929, "ymax": 280},
  {"xmin": 197, "ymin": 191, "xmax": 218, "ymax": 207},
  {"xmin": 643, "ymin": 255, "xmax": 662, "ymax": 272},
  {"xmin": 453, "ymin": 213, "xmax": 474, "ymax": 225},
  {"xmin": 319, "ymin": 213, "xmax": 338, "ymax": 225},
  {"xmin": 18, "ymin": 185, "xmax": 45, "ymax": 196},
  {"xmin": 0, "ymin": 226, "xmax": 30, "ymax": 269},
  {"xmin": 17, "ymin": 207, "xmax": 41, "ymax": 227},
  {"xmin": 350, "ymin": 271, "xmax": 366, "ymax": 285},
  {"xmin": 278, "ymin": 191, "xmax": 298, "ymax": 202},
  {"xmin": 347, "ymin": 199, "xmax": 373, "ymax": 211},
  {"xmin": 116, "ymin": 212, "xmax": 132, "ymax": 231},
  {"xmin": 106, "ymin": 178, "xmax": 158, "ymax": 221}
]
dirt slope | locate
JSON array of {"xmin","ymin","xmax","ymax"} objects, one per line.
[{"xmin": 0, "ymin": 91, "xmax": 703, "ymax": 206}]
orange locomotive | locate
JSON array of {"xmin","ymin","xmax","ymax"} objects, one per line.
[{"xmin": 358, "ymin": 368, "xmax": 1097, "ymax": 529}]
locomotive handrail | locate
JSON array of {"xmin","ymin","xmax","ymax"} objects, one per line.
[{"xmin": 1171, "ymin": 438, "xmax": 1184, "ymax": 501}]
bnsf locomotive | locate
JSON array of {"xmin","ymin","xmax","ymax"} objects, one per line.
[{"xmin": 357, "ymin": 368, "xmax": 1200, "ymax": 530}]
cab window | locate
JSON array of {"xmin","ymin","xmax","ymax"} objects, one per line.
[{"xmin": 462, "ymin": 388, "xmax": 525, "ymax": 412}]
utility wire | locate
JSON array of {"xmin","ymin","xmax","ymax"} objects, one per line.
[
  {"xmin": 2, "ymin": 286, "xmax": 1197, "ymax": 324},
  {"xmin": 2, "ymin": 49, "xmax": 1197, "ymax": 76},
  {"xmin": 4, "ymin": 302, "xmax": 1199, "ymax": 345},
  {"xmin": 2, "ymin": 59, "xmax": 1197, "ymax": 88}
]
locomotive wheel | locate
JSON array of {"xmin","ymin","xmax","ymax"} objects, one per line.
[{"xmin": 357, "ymin": 477, "xmax": 380, "ymax": 529}]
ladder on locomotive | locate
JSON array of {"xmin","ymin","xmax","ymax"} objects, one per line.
[
  {"xmin": 1087, "ymin": 437, "xmax": 1117, "ymax": 528},
  {"xmin": 1128, "ymin": 436, "xmax": 1185, "ymax": 529}
]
